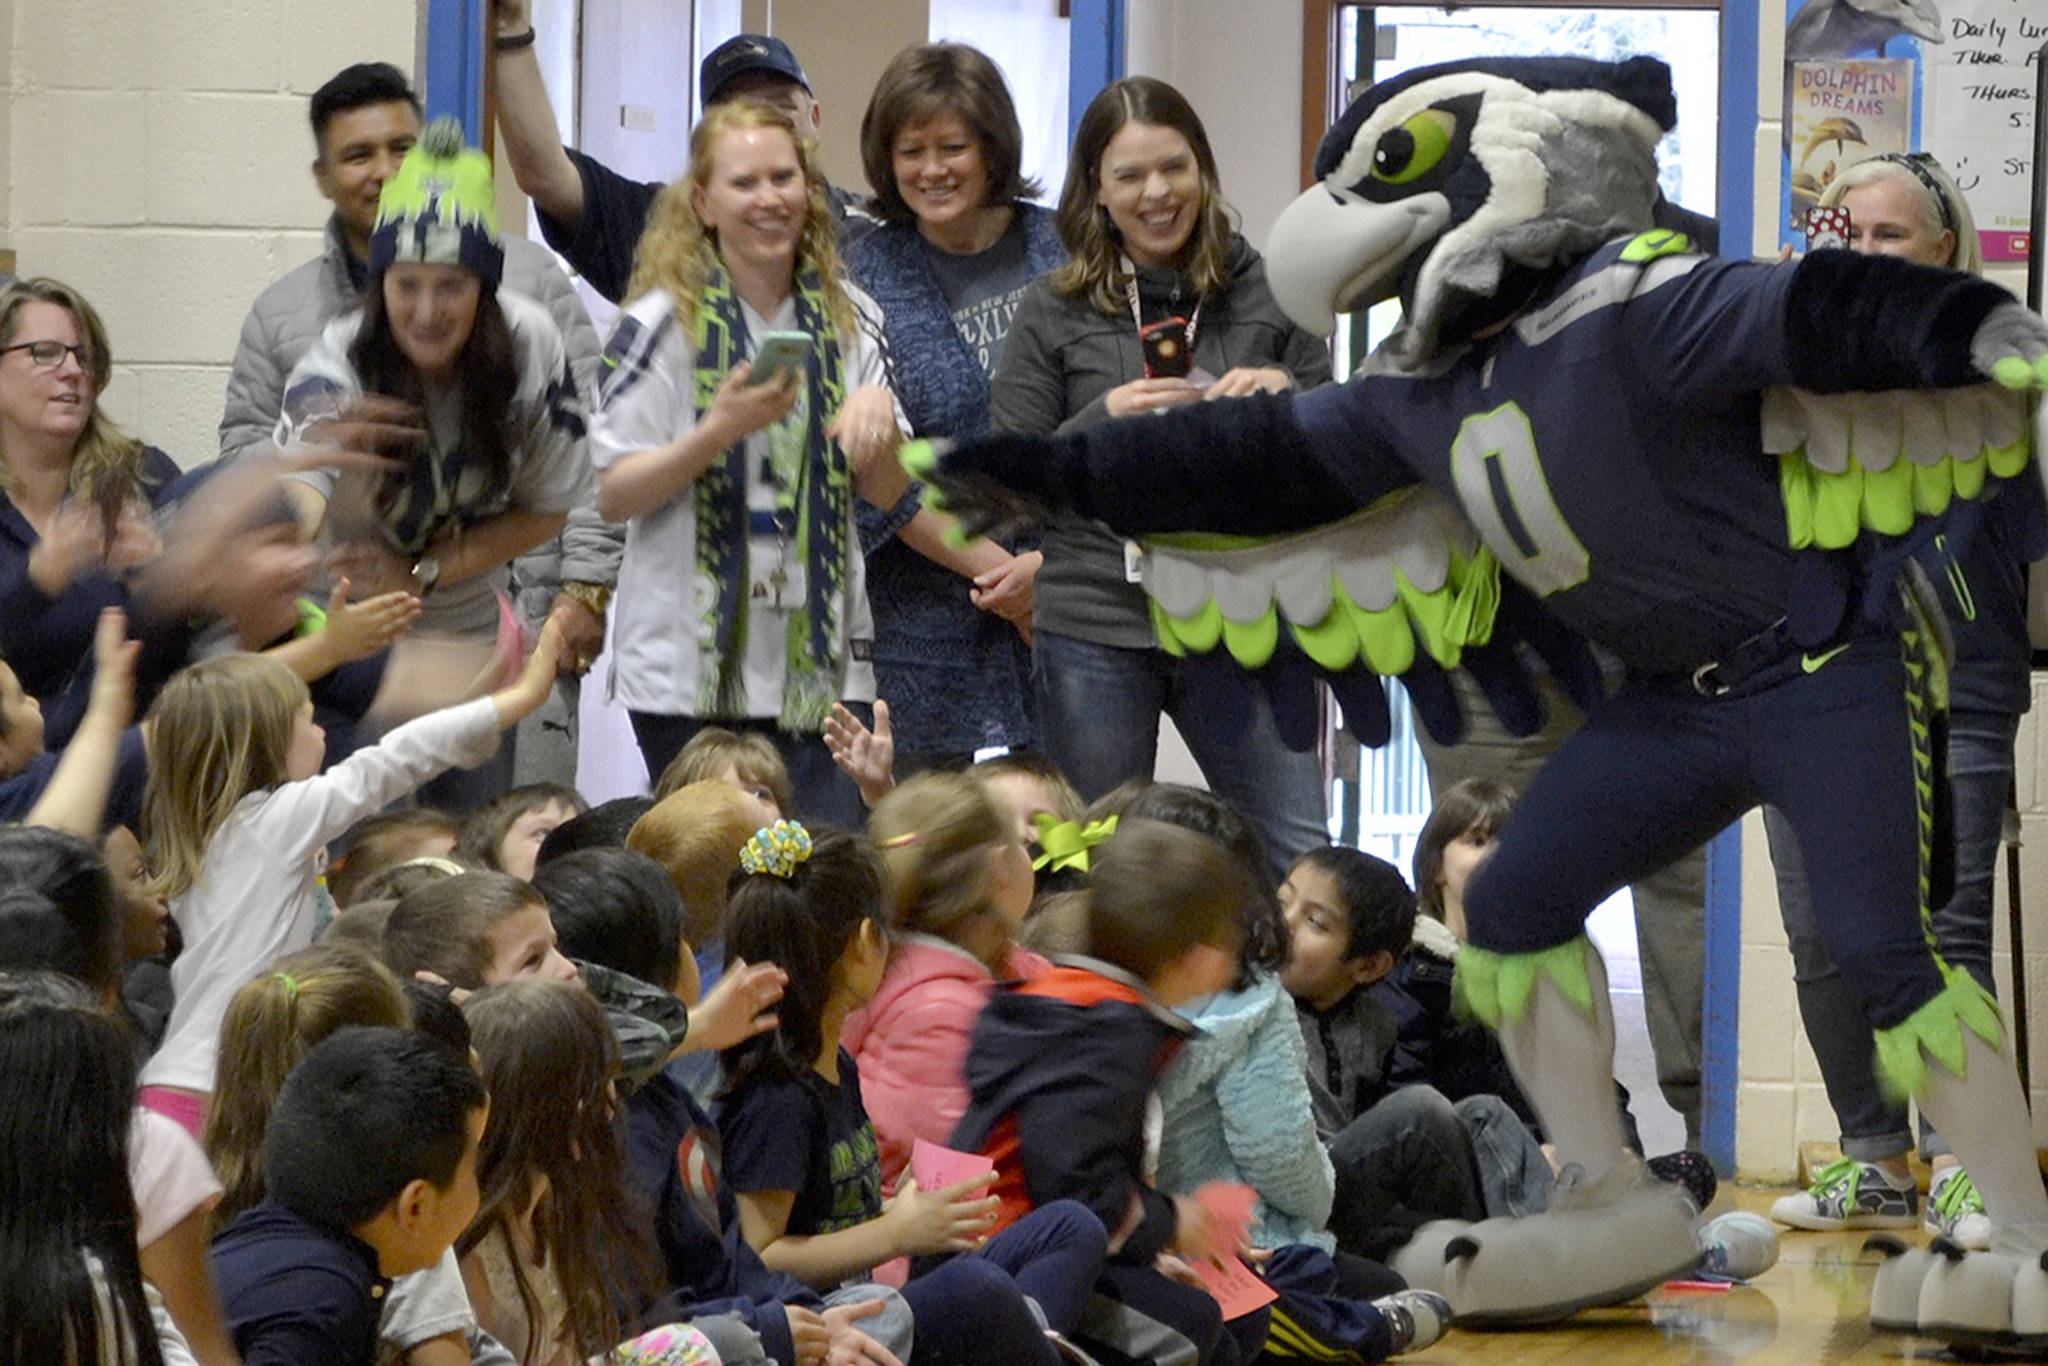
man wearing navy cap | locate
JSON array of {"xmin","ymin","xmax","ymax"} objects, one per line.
[{"xmin": 492, "ymin": 1, "xmax": 873, "ymax": 304}]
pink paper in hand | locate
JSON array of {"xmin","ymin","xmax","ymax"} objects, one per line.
[
  {"xmin": 1190, "ymin": 1255, "xmax": 1279, "ymax": 1320},
  {"xmin": 1192, "ymin": 1181, "xmax": 1258, "ymax": 1251},
  {"xmin": 909, "ymin": 1138, "xmax": 995, "ymax": 1193}
]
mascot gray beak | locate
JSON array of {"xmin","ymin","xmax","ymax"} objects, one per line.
[{"xmin": 1266, "ymin": 186, "xmax": 1453, "ymax": 337}]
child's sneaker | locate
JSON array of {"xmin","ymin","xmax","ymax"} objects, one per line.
[
  {"xmin": 1646, "ymin": 1148, "xmax": 1718, "ymax": 1213},
  {"xmin": 1696, "ymin": 1210, "xmax": 1781, "ymax": 1281},
  {"xmin": 1375, "ymin": 1290, "xmax": 1453, "ymax": 1355},
  {"xmin": 1924, "ymin": 1165, "xmax": 1993, "ymax": 1251},
  {"xmin": 1768, "ymin": 1156, "xmax": 1918, "ymax": 1231}
]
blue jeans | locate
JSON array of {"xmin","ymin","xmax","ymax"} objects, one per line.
[
  {"xmin": 1764, "ymin": 708, "xmax": 2016, "ymax": 1160},
  {"xmin": 1326, "ymin": 1085, "xmax": 1489, "ymax": 1262},
  {"xmin": 1456, "ymin": 1092, "xmax": 1554, "ymax": 1218},
  {"xmin": 1032, "ymin": 630, "xmax": 1327, "ymax": 880}
]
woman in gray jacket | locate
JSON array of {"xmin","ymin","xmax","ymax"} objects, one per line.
[{"xmin": 989, "ymin": 77, "xmax": 1333, "ymax": 875}]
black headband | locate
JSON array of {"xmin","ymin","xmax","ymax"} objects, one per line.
[{"xmin": 1868, "ymin": 152, "xmax": 1960, "ymax": 237}]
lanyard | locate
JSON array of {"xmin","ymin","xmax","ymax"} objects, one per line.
[{"xmin": 1122, "ymin": 255, "xmax": 1203, "ymax": 353}]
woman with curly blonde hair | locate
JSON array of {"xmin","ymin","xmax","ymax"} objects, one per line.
[
  {"xmin": 594, "ymin": 100, "xmax": 909, "ymax": 824},
  {"xmin": 0, "ymin": 277, "xmax": 178, "ymax": 706}
]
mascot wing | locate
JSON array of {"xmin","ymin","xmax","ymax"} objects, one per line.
[
  {"xmin": 1764, "ymin": 384, "xmax": 2031, "ymax": 548},
  {"xmin": 1138, "ymin": 488, "xmax": 1600, "ymax": 749}
]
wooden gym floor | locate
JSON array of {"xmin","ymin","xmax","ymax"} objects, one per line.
[{"xmin": 1414, "ymin": 1186, "xmax": 2007, "ymax": 1364}]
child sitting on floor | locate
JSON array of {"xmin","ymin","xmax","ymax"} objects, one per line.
[
  {"xmin": 718, "ymin": 822, "xmax": 1107, "ymax": 1366},
  {"xmin": 381, "ymin": 869, "xmax": 784, "ymax": 1094},
  {"xmin": 456, "ymin": 782, "xmax": 589, "ymax": 881},
  {"xmin": 460, "ymin": 980, "xmax": 719, "ymax": 1366},
  {"xmin": 327, "ymin": 809, "xmax": 463, "ymax": 909},
  {"xmin": 951, "ymin": 818, "xmax": 1255, "ymax": 1366},
  {"xmin": 0, "ymin": 971, "xmax": 173, "ymax": 1366},
  {"xmin": 654, "ymin": 726, "xmax": 792, "ymax": 818},
  {"xmin": 844, "ymin": 771, "xmax": 1045, "ymax": 1191},
  {"xmin": 136, "ymin": 617, "xmax": 565, "ymax": 1136},
  {"xmin": 535, "ymin": 845, "xmax": 913, "ymax": 1366},
  {"xmin": 1280, "ymin": 844, "xmax": 1548, "ymax": 1262},
  {"xmin": 209, "ymin": 1027, "xmax": 488, "ymax": 1366}
]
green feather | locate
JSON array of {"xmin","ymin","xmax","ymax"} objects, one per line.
[
  {"xmin": 1454, "ymin": 937, "xmax": 1598, "ymax": 1030},
  {"xmin": 1221, "ymin": 610, "xmax": 1279, "ymax": 668},
  {"xmin": 1872, "ymin": 964, "xmax": 2004, "ymax": 1102}
]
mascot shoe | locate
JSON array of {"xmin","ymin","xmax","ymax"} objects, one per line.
[{"xmin": 1405, "ymin": 1152, "xmax": 1700, "ymax": 1325}]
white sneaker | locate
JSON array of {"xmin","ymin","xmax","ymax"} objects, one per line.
[
  {"xmin": 1697, "ymin": 1210, "xmax": 1781, "ymax": 1280},
  {"xmin": 1925, "ymin": 1166, "xmax": 1993, "ymax": 1251},
  {"xmin": 1769, "ymin": 1156, "xmax": 1918, "ymax": 1231}
]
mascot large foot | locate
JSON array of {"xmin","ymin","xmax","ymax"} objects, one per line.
[
  {"xmin": 1389, "ymin": 1154, "xmax": 1699, "ymax": 1324},
  {"xmin": 1862, "ymin": 974, "xmax": 2048, "ymax": 1353},
  {"xmin": 1868, "ymin": 1236, "xmax": 2048, "ymax": 1353},
  {"xmin": 1421, "ymin": 937, "xmax": 1697, "ymax": 1320}
]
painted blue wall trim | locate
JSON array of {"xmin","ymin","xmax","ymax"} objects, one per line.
[
  {"xmin": 424, "ymin": 0, "xmax": 487, "ymax": 140},
  {"xmin": 1701, "ymin": 823, "xmax": 1743, "ymax": 1173},
  {"xmin": 1696, "ymin": 0, "xmax": 1761, "ymax": 1178},
  {"xmin": 1716, "ymin": 0, "xmax": 1759, "ymax": 262},
  {"xmin": 1068, "ymin": 0, "xmax": 1126, "ymax": 144}
]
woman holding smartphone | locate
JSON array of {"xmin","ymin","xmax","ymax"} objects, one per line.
[
  {"xmin": 592, "ymin": 101, "xmax": 906, "ymax": 822},
  {"xmin": 990, "ymin": 77, "xmax": 1333, "ymax": 875}
]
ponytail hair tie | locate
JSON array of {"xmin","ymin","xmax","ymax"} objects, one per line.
[
  {"xmin": 1032, "ymin": 813, "xmax": 1118, "ymax": 874},
  {"xmin": 740, "ymin": 820, "xmax": 814, "ymax": 878},
  {"xmin": 273, "ymin": 972, "xmax": 300, "ymax": 1004}
]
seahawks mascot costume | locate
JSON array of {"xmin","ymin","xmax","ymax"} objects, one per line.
[{"xmin": 908, "ymin": 55, "xmax": 2048, "ymax": 1350}]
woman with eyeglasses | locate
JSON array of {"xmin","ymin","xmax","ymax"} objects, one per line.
[
  {"xmin": 0, "ymin": 278, "xmax": 178, "ymax": 708},
  {"xmin": 1765, "ymin": 151, "xmax": 2015, "ymax": 1252}
]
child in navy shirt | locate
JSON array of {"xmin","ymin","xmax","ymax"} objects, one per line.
[{"xmin": 209, "ymin": 1027, "xmax": 487, "ymax": 1366}]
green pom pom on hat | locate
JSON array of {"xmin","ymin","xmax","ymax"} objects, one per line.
[{"xmin": 369, "ymin": 116, "xmax": 504, "ymax": 285}]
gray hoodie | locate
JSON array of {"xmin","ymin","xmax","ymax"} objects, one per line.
[{"xmin": 989, "ymin": 234, "xmax": 1333, "ymax": 649}]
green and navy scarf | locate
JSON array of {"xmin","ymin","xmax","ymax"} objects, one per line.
[{"xmin": 692, "ymin": 264, "xmax": 850, "ymax": 731}]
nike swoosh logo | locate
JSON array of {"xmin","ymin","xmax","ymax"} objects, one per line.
[{"xmin": 1801, "ymin": 645, "xmax": 1849, "ymax": 673}]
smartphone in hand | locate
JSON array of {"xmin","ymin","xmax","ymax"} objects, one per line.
[
  {"xmin": 1806, "ymin": 205, "xmax": 1851, "ymax": 253},
  {"xmin": 751, "ymin": 331, "xmax": 811, "ymax": 386},
  {"xmin": 1141, "ymin": 317, "xmax": 1193, "ymax": 379}
]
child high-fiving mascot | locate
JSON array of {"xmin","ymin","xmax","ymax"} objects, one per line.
[{"xmin": 911, "ymin": 54, "xmax": 2048, "ymax": 1351}]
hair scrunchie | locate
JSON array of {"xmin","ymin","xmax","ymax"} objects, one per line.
[{"xmin": 740, "ymin": 820, "xmax": 814, "ymax": 879}]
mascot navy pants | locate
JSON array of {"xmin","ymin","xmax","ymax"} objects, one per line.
[{"xmin": 1462, "ymin": 633, "xmax": 1946, "ymax": 1030}]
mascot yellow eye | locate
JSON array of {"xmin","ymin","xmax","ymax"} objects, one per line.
[{"xmin": 1370, "ymin": 109, "xmax": 1458, "ymax": 185}]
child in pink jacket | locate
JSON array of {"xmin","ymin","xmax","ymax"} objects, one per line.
[{"xmin": 843, "ymin": 771, "xmax": 1043, "ymax": 1191}]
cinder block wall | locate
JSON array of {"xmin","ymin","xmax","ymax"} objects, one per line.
[{"xmin": 2, "ymin": 1, "xmax": 419, "ymax": 467}]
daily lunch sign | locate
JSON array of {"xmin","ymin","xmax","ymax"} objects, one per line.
[{"xmin": 1921, "ymin": 0, "xmax": 2038, "ymax": 262}]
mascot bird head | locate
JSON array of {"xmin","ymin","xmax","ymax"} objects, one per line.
[{"xmin": 1268, "ymin": 55, "xmax": 1678, "ymax": 357}]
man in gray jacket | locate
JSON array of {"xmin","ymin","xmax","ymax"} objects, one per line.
[{"xmin": 219, "ymin": 61, "xmax": 617, "ymax": 787}]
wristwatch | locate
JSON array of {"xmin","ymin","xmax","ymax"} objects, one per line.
[
  {"xmin": 411, "ymin": 554, "xmax": 441, "ymax": 597},
  {"xmin": 559, "ymin": 580, "xmax": 613, "ymax": 618}
]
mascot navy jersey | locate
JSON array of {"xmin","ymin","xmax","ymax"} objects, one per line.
[{"xmin": 1292, "ymin": 237, "xmax": 1809, "ymax": 675}]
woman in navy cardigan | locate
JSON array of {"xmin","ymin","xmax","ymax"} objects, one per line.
[{"xmin": 844, "ymin": 43, "xmax": 1066, "ymax": 773}]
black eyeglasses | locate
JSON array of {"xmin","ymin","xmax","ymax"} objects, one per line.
[{"xmin": 0, "ymin": 340, "xmax": 91, "ymax": 369}]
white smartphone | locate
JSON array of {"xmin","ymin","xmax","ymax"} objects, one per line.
[{"xmin": 751, "ymin": 331, "xmax": 811, "ymax": 386}]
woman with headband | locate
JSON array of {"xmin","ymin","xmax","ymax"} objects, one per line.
[{"xmin": 1767, "ymin": 150, "xmax": 2015, "ymax": 1252}]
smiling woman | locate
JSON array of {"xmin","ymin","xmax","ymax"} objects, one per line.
[
  {"xmin": 988, "ymin": 76, "xmax": 1336, "ymax": 880},
  {"xmin": 590, "ymin": 101, "xmax": 910, "ymax": 823},
  {"xmin": 0, "ymin": 278, "xmax": 179, "ymax": 708},
  {"xmin": 841, "ymin": 43, "xmax": 1065, "ymax": 772},
  {"xmin": 274, "ymin": 120, "xmax": 594, "ymax": 654}
]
